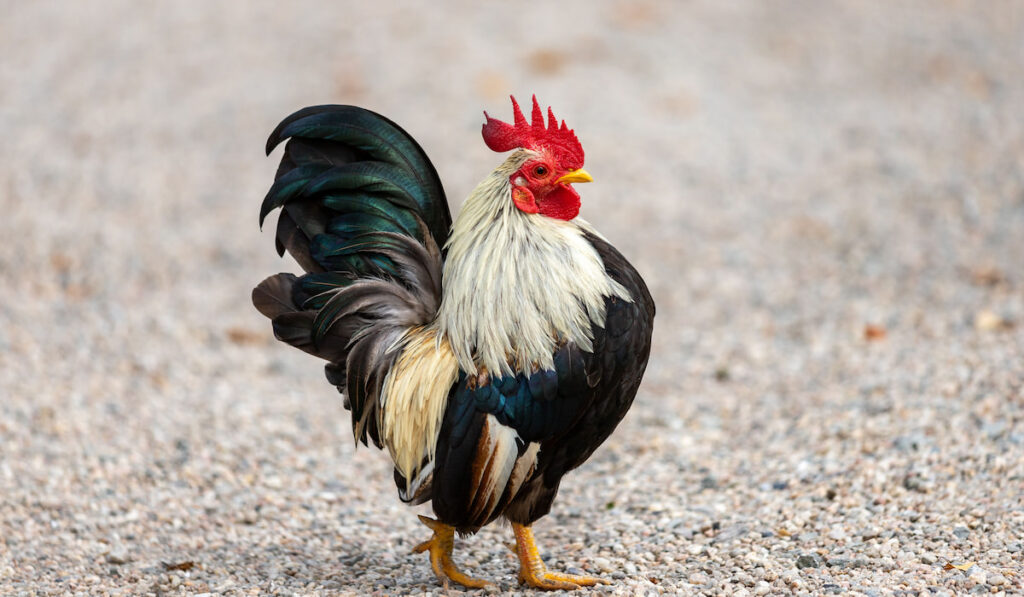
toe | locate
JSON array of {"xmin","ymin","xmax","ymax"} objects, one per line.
[
  {"xmin": 518, "ymin": 571, "xmax": 588, "ymax": 591},
  {"xmin": 547, "ymin": 571, "xmax": 608, "ymax": 586},
  {"xmin": 446, "ymin": 569, "xmax": 490, "ymax": 589}
]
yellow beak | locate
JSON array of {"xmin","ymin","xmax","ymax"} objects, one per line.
[{"xmin": 557, "ymin": 168, "xmax": 594, "ymax": 184}]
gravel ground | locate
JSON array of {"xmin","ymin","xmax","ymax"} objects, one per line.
[{"xmin": 2, "ymin": 1, "xmax": 1023, "ymax": 595}]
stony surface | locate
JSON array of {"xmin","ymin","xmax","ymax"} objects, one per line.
[{"xmin": 2, "ymin": 1, "xmax": 1023, "ymax": 595}]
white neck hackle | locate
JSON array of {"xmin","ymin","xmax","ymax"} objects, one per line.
[{"xmin": 435, "ymin": 150, "xmax": 630, "ymax": 377}]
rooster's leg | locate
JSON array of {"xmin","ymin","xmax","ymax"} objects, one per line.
[
  {"xmin": 512, "ymin": 522, "xmax": 609, "ymax": 590},
  {"xmin": 412, "ymin": 515, "xmax": 490, "ymax": 589}
]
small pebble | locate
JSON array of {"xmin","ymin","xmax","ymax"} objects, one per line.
[
  {"xmin": 591, "ymin": 557, "xmax": 614, "ymax": 573},
  {"xmin": 796, "ymin": 553, "xmax": 822, "ymax": 569},
  {"xmin": 105, "ymin": 551, "xmax": 131, "ymax": 565}
]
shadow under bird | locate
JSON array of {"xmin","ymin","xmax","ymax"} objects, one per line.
[{"xmin": 253, "ymin": 95, "xmax": 655, "ymax": 590}]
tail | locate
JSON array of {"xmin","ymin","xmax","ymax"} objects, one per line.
[{"xmin": 253, "ymin": 105, "xmax": 450, "ymax": 448}]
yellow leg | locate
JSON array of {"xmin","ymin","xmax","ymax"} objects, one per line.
[
  {"xmin": 512, "ymin": 522, "xmax": 610, "ymax": 590},
  {"xmin": 412, "ymin": 515, "xmax": 490, "ymax": 589}
]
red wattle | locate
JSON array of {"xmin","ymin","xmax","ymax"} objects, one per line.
[{"xmin": 537, "ymin": 184, "xmax": 581, "ymax": 221}]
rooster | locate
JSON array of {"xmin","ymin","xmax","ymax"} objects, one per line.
[{"xmin": 253, "ymin": 96, "xmax": 655, "ymax": 590}]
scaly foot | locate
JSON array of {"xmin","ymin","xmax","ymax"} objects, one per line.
[
  {"xmin": 412, "ymin": 515, "xmax": 490, "ymax": 589},
  {"xmin": 512, "ymin": 522, "xmax": 610, "ymax": 590}
]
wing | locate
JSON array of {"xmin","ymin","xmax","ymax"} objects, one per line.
[{"xmin": 531, "ymin": 232, "xmax": 655, "ymax": 487}]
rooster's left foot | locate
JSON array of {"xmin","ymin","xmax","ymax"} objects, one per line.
[
  {"xmin": 512, "ymin": 522, "xmax": 610, "ymax": 590},
  {"xmin": 413, "ymin": 515, "xmax": 490, "ymax": 589}
]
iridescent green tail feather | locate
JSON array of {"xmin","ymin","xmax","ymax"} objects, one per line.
[{"xmin": 253, "ymin": 105, "xmax": 451, "ymax": 448}]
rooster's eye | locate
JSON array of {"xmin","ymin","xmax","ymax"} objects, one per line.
[{"xmin": 533, "ymin": 165, "xmax": 548, "ymax": 177}]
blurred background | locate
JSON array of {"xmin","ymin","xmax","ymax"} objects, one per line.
[{"xmin": 2, "ymin": 1, "xmax": 1022, "ymax": 594}]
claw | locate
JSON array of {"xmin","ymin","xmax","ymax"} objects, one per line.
[
  {"xmin": 512, "ymin": 522, "xmax": 610, "ymax": 590},
  {"xmin": 413, "ymin": 515, "xmax": 490, "ymax": 589}
]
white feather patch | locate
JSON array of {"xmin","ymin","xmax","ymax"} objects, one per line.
[
  {"xmin": 505, "ymin": 441, "xmax": 540, "ymax": 500},
  {"xmin": 468, "ymin": 415, "xmax": 521, "ymax": 522}
]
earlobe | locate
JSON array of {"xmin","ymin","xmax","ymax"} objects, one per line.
[{"xmin": 512, "ymin": 187, "xmax": 539, "ymax": 214}]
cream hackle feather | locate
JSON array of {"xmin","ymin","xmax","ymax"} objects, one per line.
[{"xmin": 380, "ymin": 326, "xmax": 459, "ymax": 483}]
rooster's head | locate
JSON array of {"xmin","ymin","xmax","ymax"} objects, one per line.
[{"xmin": 482, "ymin": 95, "xmax": 591, "ymax": 221}]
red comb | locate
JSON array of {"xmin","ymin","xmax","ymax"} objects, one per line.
[{"xmin": 482, "ymin": 95, "xmax": 584, "ymax": 170}]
